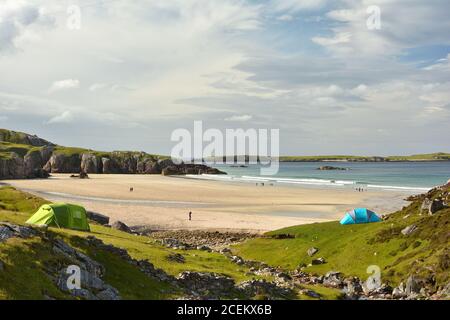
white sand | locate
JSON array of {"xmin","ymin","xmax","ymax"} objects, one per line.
[{"xmin": 6, "ymin": 174, "xmax": 411, "ymax": 233}]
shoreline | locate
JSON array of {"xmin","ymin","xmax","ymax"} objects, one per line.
[{"xmin": 3, "ymin": 174, "xmax": 414, "ymax": 232}]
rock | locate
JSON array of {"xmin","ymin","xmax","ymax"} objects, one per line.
[
  {"xmin": 231, "ymin": 255, "xmax": 245, "ymax": 265},
  {"xmin": 86, "ymin": 211, "xmax": 110, "ymax": 225},
  {"xmin": 44, "ymin": 153, "xmax": 81, "ymax": 173},
  {"xmin": 437, "ymin": 282, "xmax": 450, "ymax": 298},
  {"xmin": 81, "ymin": 154, "xmax": 100, "ymax": 173},
  {"xmin": 405, "ymin": 276, "xmax": 422, "ymax": 296},
  {"xmin": 0, "ymin": 260, "xmax": 4, "ymax": 271},
  {"xmin": 299, "ymin": 288, "xmax": 321, "ymax": 299},
  {"xmin": 96, "ymin": 287, "xmax": 121, "ymax": 300},
  {"xmin": 271, "ymin": 233, "xmax": 295, "ymax": 239},
  {"xmin": 166, "ymin": 253, "xmax": 185, "ymax": 263},
  {"xmin": 237, "ymin": 279, "xmax": 295, "ymax": 299},
  {"xmin": 401, "ymin": 224, "xmax": 418, "ymax": 236},
  {"xmin": 196, "ymin": 245, "xmax": 211, "ymax": 251},
  {"xmin": 311, "ymin": 257, "xmax": 326, "ymax": 265},
  {"xmin": 317, "ymin": 166, "xmax": 348, "ymax": 171},
  {"xmin": 0, "ymin": 153, "xmax": 25, "ymax": 179},
  {"xmin": 421, "ymin": 197, "xmax": 445, "ymax": 215},
  {"xmin": 0, "ymin": 222, "xmax": 38, "ymax": 242},
  {"xmin": 343, "ymin": 277, "xmax": 363, "ymax": 298},
  {"xmin": 307, "ymin": 247, "xmax": 319, "ymax": 257},
  {"xmin": 176, "ymin": 272, "xmax": 236, "ymax": 298},
  {"xmin": 111, "ymin": 221, "xmax": 132, "ymax": 233},
  {"xmin": 322, "ymin": 271, "xmax": 343, "ymax": 288},
  {"xmin": 219, "ymin": 248, "xmax": 232, "ymax": 255},
  {"xmin": 429, "ymin": 198, "xmax": 445, "ymax": 215}
]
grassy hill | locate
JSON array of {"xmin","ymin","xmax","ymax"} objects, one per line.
[
  {"xmin": 234, "ymin": 185, "xmax": 449, "ymax": 291},
  {"xmin": 279, "ymin": 153, "xmax": 450, "ymax": 162},
  {"xmin": 1, "ymin": 186, "xmax": 342, "ymax": 300}
]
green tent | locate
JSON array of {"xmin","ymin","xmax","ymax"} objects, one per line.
[{"xmin": 26, "ymin": 203, "xmax": 90, "ymax": 231}]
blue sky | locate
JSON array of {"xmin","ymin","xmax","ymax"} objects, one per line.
[{"xmin": 0, "ymin": 0, "xmax": 449, "ymax": 155}]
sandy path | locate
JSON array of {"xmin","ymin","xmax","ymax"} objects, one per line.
[{"xmin": 5, "ymin": 174, "xmax": 411, "ymax": 232}]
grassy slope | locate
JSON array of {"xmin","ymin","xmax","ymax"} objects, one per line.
[
  {"xmin": 235, "ymin": 186, "xmax": 449, "ymax": 289},
  {"xmin": 0, "ymin": 186, "xmax": 271, "ymax": 300}
]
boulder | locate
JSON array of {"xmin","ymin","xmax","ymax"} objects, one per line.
[
  {"xmin": 0, "ymin": 153, "xmax": 25, "ymax": 179},
  {"xmin": 86, "ymin": 211, "xmax": 110, "ymax": 225},
  {"xmin": 401, "ymin": 225, "xmax": 418, "ymax": 236},
  {"xmin": 44, "ymin": 153, "xmax": 81, "ymax": 173},
  {"xmin": 405, "ymin": 276, "xmax": 422, "ymax": 296},
  {"xmin": 111, "ymin": 221, "xmax": 132, "ymax": 233},
  {"xmin": 307, "ymin": 247, "xmax": 319, "ymax": 257},
  {"xmin": 429, "ymin": 198, "xmax": 445, "ymax": 215},
  {"xmin": 81, "ymin": 153, "xmax": 99, "ymax": 173},
  {"xmin": 166, "ymin": 253, "xmax": 185, "ymax": 263},
  {"xmin": 311, "ymin": 257, "xmax": 326, "ymax": 265}
]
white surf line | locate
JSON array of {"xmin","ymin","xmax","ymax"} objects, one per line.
[{"xmin": 30, "ymin": 190, "xmax": 213, "ymax": 207}]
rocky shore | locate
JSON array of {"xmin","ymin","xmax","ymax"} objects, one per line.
[{"xmin": 0, "ymin": 129, "xmax": 224, "ymax": 179}]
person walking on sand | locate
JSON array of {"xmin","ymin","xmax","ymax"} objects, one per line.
[{"xmin": 188, "ymin": 211, "xmax": 192, "ymax": 221}]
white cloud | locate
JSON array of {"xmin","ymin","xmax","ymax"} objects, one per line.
[
  {"xmin": 224, "ymin": 114, "xmax": 252, "ymax": 122},
  {"xmin": 277, "ymin": 14, "xmax": 294, "ymax": 21},
  {"xmin": 46, "ymin": 111, "xmax": 74, "ymax": 124},
  {"xmin": 0, "ymin": 0, "xmax": 53, "ymax": 52},
  {"xmin": 271, "ymin": 0, "xmax": 328, "ymax": 12},
  {"xmin": 48, "ymin": 79, "xmax": 80, "ymax": 93}
]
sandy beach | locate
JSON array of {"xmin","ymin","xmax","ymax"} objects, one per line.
[{"xmin": 6, "ymin": 174, "xmax": 412, "ymax": 232}]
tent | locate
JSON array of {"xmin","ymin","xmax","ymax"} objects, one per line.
[
  {"xmin": 340, "ymin": 208, "xmax": 381, "ymax": 225},
  {"xmin": 26, "ymin": 203, "xmax": 90, "ymax": 231}
]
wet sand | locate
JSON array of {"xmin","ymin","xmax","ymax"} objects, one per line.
[{"xmin": 6, "ymin": 174, "xmax": 411, "ymax": 233}]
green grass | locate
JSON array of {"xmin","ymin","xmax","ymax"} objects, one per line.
[
  {"xmin": 234, "ymin": 186, "xmax": 450, "ymax": 288},
  {"xmin": 0, "ymin": 186, "xmax": 266, "ymax": 299}
]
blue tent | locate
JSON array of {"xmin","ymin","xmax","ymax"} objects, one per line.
[{"xmin": 340, "ymin": 208, "xmax": 381, "ymax": 225}]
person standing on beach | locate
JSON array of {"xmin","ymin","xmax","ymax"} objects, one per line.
[{"xmin": 188, "ymin": 211, "xmax": 192, "ymax": 221}]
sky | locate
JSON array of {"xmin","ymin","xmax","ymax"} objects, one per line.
[{"xmin": 0, "ymin": 0, "xmax": 449, "ymax": 156}]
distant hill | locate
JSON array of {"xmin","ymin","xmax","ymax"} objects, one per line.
[{"xmin": 280, "ymin": 153, "xmax": 450, "ymax": 162}]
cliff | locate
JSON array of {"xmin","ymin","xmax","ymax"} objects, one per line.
[{"xmin": 0, "ymin": 129, "xmax": 224, "ymax": 179}]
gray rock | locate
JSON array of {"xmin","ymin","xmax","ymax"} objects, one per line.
[
  {"xmin": 86, "ymin": 211, "xmax": 110, "ymax": 225},
  {"xmin": 311, "ymin": 257, "xmax": 326, "ymax": 265},
  {"xmin": 429, "ymin": 198, "xmax": 445, "ymax": 215},
  {"xmin": 96, "ymin": 287, "xmax": 121, "ymax": 300},
  {"xmin": 405, "ymin": 276, "xmax": 422, "ymax": 296},
  {"xmin": 166, "ymin": 253, "xmax": 185, "ymax": 263},
  {"xmin": 307, "ymin": 247, "xmax": 319, "ymax": 257},
  {"xmin": 111, "ymin": 221, "xmax": 132, "ymax": 233},
  {"xmin": 0, "ymin": 222, "xmax": 37, "ymax": 242},
  {"xmin": 401, "ymin": 224, "xmax": 417, "ymax": 236}
]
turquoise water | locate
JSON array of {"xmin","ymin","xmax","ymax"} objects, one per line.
[{"xmin": 202, "ymin": 162, "xmax": 450, "ymax": 191}]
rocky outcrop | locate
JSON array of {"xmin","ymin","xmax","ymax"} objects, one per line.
[
  {"xmin": 0, "ymin": 129, "xmax": 54, "ymax": 147},
  {"xmin": 81, "ymin": 153, "xmax": 101, "ymax": 174},
  {"xmin": 317, "ymin": 166, "xmax": 348, "ymax": 170},
  {"xmin": 421, "ymin": 197, "xmax": 446, "ymax": 215},
  {"xmin": 1, "ymin": 130, "xmax": 225, "ymax": 179},
  {"xmin": 111, "ymin": 221, "xmax": 132, "ymax": 233},
  {"xmin": 43, "ymin": 154, "xmax": 81, "ymax": 173},
  {"xmin": 0, "ymin": 154, "xmax": 25, "ymax": 179}
]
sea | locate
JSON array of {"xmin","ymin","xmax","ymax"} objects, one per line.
[{"xmin": 187, "ymin": 161, "xmax": 450, "ymax": 192}]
